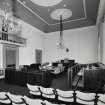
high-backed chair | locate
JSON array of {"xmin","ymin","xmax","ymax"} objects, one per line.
[
  {"xmin": 56, "ymin": 89, "xmax": 74, "ymax": 103},
  {"xmin": 6, "ymin": 92, "xmax": 26, "ymax": 105},
  {"xmin": 0, "ymin": 92, "xmax": 11, "ymax": 105},
  {"xmin": 40, "ymin": 86, "xmax": 55, "ymax": 99},
  {"xmin": 75, "ymin": 90, "xmax": 96, "ymax": 105},
  {"xmin": 97, "ymin": 94, "xmax": 105, "ymax": 105},
  {"xmin": 29, "ymin": 63, "xmax": 41, "ymax": 71},
  {"xmin": 27, "ymin": 83, "xmax": 41, "ymax": 96},
  {"xmin": 43, "ymin": 100, "xmax": 65, "ymax": 105},
  {"xmin": 23, "ymin": 96, "xmax": 43, "ymax": 105}
]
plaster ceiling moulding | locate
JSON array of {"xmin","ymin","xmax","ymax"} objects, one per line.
[
  {"xmin": 30, "ymin": 0, "xmax": 63, "ymax": 7},
  {"xmin": 51, "ymin": 8, "xmax": 72, "ymax": 20}
]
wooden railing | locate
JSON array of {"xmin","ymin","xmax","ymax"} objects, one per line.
[
  {"xmin": 0, "ymin": 31, "xmax": 26, "ymax": 47},
  {"xmin": 68, "ymin": 64, "xmax": 82, "ymax": 88}
]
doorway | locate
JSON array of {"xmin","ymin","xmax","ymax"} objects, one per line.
[
  {"xmin": 3, "ymin": 45, "xmax": 19, "ymax": 69},
  {"xmin": 35, "ymin": 49, "xmax": 42, "ymax": 64}
]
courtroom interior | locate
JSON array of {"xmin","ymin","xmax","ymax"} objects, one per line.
[{"xmin": 0, "ymin": 0, "xmax": 105, "ymax": 105}]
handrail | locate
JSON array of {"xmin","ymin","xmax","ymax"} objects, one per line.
[
  {"xmin": 74, "ymin": 76, "xmax": 82, "ymax": 91},
  {"xmin": 68, "ymin": 64, "xmax": 81, "ymax": 88}
]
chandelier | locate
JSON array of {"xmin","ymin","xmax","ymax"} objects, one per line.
[
  {"xmin": 51, "ymin": 8, "xmax": 72, "ymax": 52},
  {"xmin": 58, "ymin": 15, "xmax": 65, "ymax": 49},
  {"xmin": 0, "ymin": 0, "xmax": 21, "ymax": 37}
]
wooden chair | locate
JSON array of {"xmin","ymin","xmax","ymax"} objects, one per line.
[
  {"xmin": 75, "ymin": 90, "xmax": 96, "ymax": 105},
  {"xmin": 0, "ymin": 92, "xmax": 11, "ymax": 105},
  {"xmin": 6, "ymin": 92, "xmax": 26, "ymax": 105},
  {"xmin": 23, "ymin": 96, "xmax": 43, "ymax": 105},
  {"xmin": 40, "ymin": 86, "xmax": 55, "ymax": 99},
  {"xmin": 27, "ymin": 83, "xmax": 41, "ymax": 96},
  {"xmin": 97, "ymin": 94, "xmax": 105, "ymax": 105},
  {"xmin": 56, "ymin": 89, "xmax": 74, "ymax": 103}
]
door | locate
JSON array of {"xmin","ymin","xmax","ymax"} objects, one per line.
[
  {"xmin": 3, "ymin": 45, "xmax": 19, "ymax": 69},
  {"xmin": 35, "ymin": 49, "xmax": 42, "ymax": 63},
  {"xmin": 6, "ymin": 49, "xmax": 16, "ymax": 68}
]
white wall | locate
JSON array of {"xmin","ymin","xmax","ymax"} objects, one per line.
[
  {"xmin": 43, "ymin": 26, "xmax": 98, "ymax": 64},
  {"xmin": 101, "ymin": 22, "xmax": 105, "ymax": 64},
  {"xmin": 97, "ymin": 0, "xmax": 105, "ymax": 64},
  {"xmin": 96, "ymin": 0, "xmax": 105, "ymax": 25},
  {"xmin": 0, "ymin": 44, "xmax": 3, "ymax": 68},
  {"xmin": 19, "ymin": 20, "xmax": 44, "ymax": 65}
]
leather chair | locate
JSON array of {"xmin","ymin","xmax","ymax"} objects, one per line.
[
  {"xmin": 97, "ymin": 94, "xmax": 105, "ymax": 105},
  {"xmin": 52, "ymin": 63, "xmax": 58, "ymax": 67},
  {"xmin": 29, "ymin": 63, "xmax": 41, "ymax": 71},
  {"xmin": 40, "ymin": 86, "xmax": 56, "ymax": 99},
  {"xmin": 6, "ymin": 92, "xmax": 26, "ymax": 105},
  {"xmin": 23, "ymin": 96, "xmax": 43, "ymax": 105},
  {"xmin": 27, "ymin": 83, "xmax": 41, "ymax": 96},
  {"xmin": 56, "ymin": 89, "xmax": 74, "ymax": 103},
  {"xmin": 75, "ymin": 90, "xmax": 96, "ymax": 105},
  {"xmin": 0, "ymin": 92, "xmax": 11, "ymax": 105}
]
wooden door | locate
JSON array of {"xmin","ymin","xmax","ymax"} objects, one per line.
[
  {"xmin": 35, "ymin": 49, "xmax": 42, "ymax": 63},
  {"xmin": 3, "ymin": 45, "xmax": 19, "ymax": 69},
  {"xmin": 6, "ymin": 49, "xmax": 16, "ymax": 68}
]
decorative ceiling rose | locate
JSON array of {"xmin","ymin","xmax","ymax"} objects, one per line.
[
  {"xmin": 30, "ymin": 0, "xmax": 62, "ymax": 7},
  {"xmin": 51, "ymin": 8, "xmax": 72, "ymax": 20}
]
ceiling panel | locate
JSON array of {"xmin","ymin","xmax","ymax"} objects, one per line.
[
  {"xmin": 0, "ymin": 0, "xmax": 100, "ymax": 33},
  {"xmin": 23, "ymin": 0, "xmax": 86, "ymax": 25}
]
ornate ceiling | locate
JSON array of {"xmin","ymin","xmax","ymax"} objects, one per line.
[{"xmin": 0, "ymin": 0, "xmax": 100, "ymax": 33}]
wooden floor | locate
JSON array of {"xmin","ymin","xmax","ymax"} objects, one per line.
[
  {"xmin": 0, "ymin": 71, "xmax": 70, "ymax": 95},
  {"xmin": 50, "ymin": 72, "xmax": 70, "ymax": 90}
]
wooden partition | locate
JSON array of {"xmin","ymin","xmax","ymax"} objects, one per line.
[
  {"xmin": 5, "ymin": 68, "xmax": 52, "ymax": 87},
  {"xmin": 84, "ymin": 69, "xmax": 105, "ymax": 91},
  {"xmin": 68, "ymin": 64, "xmax": 81, "ymax": 88},
  {"xmin": 68, "ymin": 62, "xmax": 105, "ymax": 91}
]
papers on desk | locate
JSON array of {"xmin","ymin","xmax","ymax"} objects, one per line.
[{"xmin": 40, "ymin": 65, "xmax": 64, "ymax": 75}]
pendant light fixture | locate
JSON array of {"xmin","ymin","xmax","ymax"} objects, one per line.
[{"xmin": 51, "ymin": 8, "xmax": 72, "ymax": 52}]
